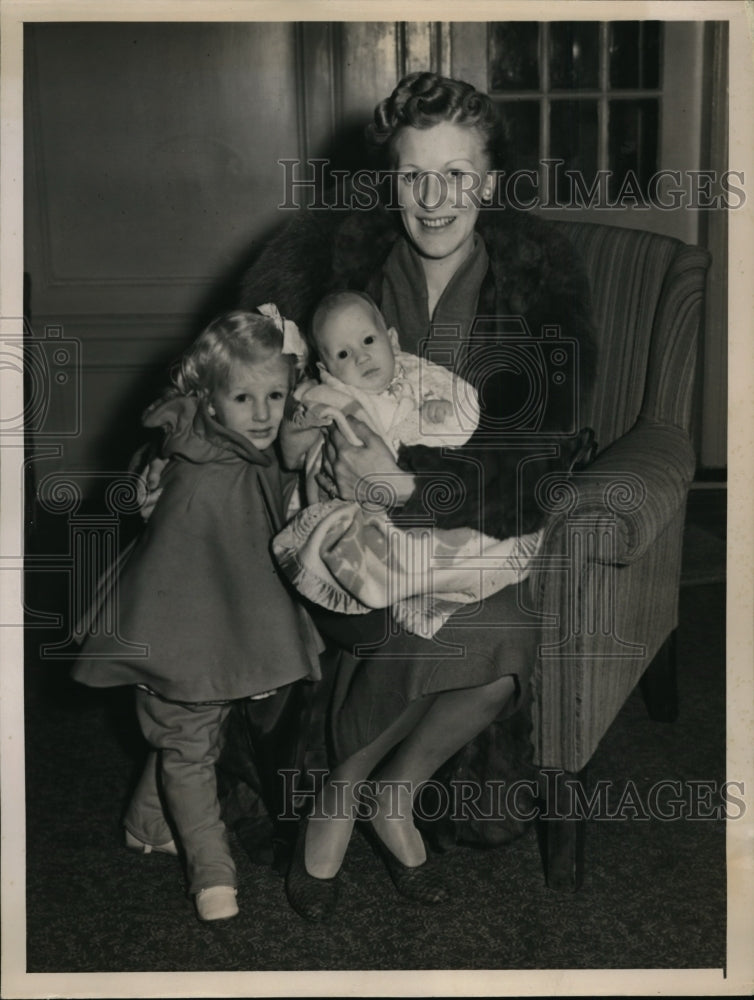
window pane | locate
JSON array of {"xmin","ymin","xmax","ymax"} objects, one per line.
[
  {"xmin": 488, "ymin": 22, "xmax": 540, "ymax": 91},
  {"xmin": 549, "ymin": 22, "xmax": 599, "ymax": 90},
  {"xmin": 640, "ymin": 22, "xmax": 662, "ymax": 88},
  {"xmin": 498, "ymin": 100, "xmax": 540, "ymax": 176},
  {"xmin": 608, "ymin": 99, "xmax": 659, "ymax": 197},
  {"xmin": 609, "ymin": 21, "xmax": 662, "ymax": 88},
  {"xmin": 549, "ymin": 100, "xmax": 598, "ymax": 202}
]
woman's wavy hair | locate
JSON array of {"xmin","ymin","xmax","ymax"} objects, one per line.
[
  {"xmin": 171, "ymin": 310, "xmax": 295, "ymax": 399},
  {"xmin": 367, "ymin": 71, "xmax": 507, "ymax": 169}
]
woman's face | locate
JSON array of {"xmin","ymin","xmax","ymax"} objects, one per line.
[{"xmin": 392, "ymin": 120, "xmax": 494, "ymax": 268}]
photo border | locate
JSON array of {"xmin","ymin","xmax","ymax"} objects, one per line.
[{"xmin": 1, "ymin": 1, "xmax": 752, "ymax": 997}]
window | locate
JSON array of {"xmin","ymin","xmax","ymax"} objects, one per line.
[{"xmin": 488, "ymin": 22, "xmax": 663, "ymax": 204}]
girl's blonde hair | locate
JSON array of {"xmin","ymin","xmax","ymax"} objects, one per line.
[{"xmin": 171, "ymin": 310, "xmax": 295, "ymax": 399}]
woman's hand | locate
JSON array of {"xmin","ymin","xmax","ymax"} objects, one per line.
[{"xmin": 323, "ymin": 417, "xmax": 416, "ymax": 505}]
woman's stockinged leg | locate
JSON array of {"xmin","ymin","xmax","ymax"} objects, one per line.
[
  {"xmin": 304, "ymin": 673, "xmax": 516, "ymax": 877},
  {"xmin": 371, "ymin": 674, "xmax": 516, "ymax": 865},
  {"xmin": 304, "ymin": 697, "xmax": 433, "ymax": 878},
  {"xmin": 304, "ymin": 589, "xmax": 534, "ymax": 879}
]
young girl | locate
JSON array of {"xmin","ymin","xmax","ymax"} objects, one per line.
[{"xmin": 72, "ymin": 307, "xmax": 321, "ymax": 922}]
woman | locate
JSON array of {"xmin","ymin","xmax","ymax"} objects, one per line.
[{"xmin": 237, "ymin": 71, "xmax": 596, "ymax": 920}]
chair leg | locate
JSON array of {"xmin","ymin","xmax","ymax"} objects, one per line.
[
  {"xmin": 640, "ymin": 630, "xmax": 679, "ymax": 722},
  {"xmin": 536, "ymin": 768, "xmax": 586, "ymax": 892}
]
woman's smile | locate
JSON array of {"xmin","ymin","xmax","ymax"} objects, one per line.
[
  {"xmin": 393, "ymin": 120, "xmax": 493, "ymax": 268},
  {"xmin": 418, "ymin": 216, "xmax": 456, "ymax": 229}
]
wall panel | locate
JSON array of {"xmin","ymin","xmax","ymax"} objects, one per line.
[
  {"xmin": 339, "ymin": 22, "xmax": 400, "ymax": 127},
  {"xmin": 26, "ymin": 22, "xmax": 300, "ymax": 318}
]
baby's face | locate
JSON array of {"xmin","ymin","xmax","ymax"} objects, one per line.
[{"xmin": 315, "ymin": 301, "xmax": 396, "ymax": 392}]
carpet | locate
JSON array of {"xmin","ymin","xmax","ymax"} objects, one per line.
[
  {"xmin": 22, "ymin": 582, "xmax": 726, "ymax": 974},
  {"xmin": 680, "ymin": 523, "xmax": 727, "ymax": 586}
]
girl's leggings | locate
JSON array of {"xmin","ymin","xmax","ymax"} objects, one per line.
[{"xmin": 124, "ymin": 688, "xmax": 235, "ymax": 895}]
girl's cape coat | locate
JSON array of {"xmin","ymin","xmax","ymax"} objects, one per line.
[
  {"xmin": 72, "ymin": 395, "xmax": 321, "ymax": 703},
  {"xmin": 240, "ymin": 203, "xmax": 597, "ymax": 542}
]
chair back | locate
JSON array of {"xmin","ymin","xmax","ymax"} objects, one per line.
[{"xmin": 550, "ymin": 220, "xmax": 711, "ymax": 450}]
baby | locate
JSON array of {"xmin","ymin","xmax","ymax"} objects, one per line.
[
  {"xmin": 281, "ymin": 290, "xmax": 479, "ymax": 502},
  {"xmin": 271, "ymin": 292, "xmax": 541, "ymax": 637}
]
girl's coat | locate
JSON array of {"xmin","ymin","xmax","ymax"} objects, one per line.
[{"xmin": 73, "ymin": 394, "xmax": 320, "ymax": 703}]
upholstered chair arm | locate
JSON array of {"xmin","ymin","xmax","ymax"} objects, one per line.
[{"xmin": 535, "ymin": 416, "xmax": 695, "ymax": 567}]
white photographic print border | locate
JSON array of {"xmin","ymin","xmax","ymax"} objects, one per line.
[{"xmin": 1, "ymin": 1, "xmax": 752, "ymax": 997}]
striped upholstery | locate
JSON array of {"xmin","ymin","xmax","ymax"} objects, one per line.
[
  {"xmin": 531, "ymin": 221, "xmax": 711, "ymax": 772},
  {"xmin": 533, "ymin": 505, "xmax": 687, "ymax": 770},
  {"xmin": 551, "ymin": 221, "xmax": 709, "ymax": 445}
]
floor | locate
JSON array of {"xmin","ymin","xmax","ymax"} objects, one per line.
[{"xmin": 9, "ymin": 484, "xmax": 733, "ymax": 993}]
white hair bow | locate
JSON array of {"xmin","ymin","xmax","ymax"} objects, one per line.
[{"xmin": 257, "ymin": 302, "xmax": 308, "ymax": 373}]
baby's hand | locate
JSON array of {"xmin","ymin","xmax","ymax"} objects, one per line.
[
  {"xmin": 290, "ymin": 401, "xmax": 311, "ymax": 428},
  {"xmin": 421, "ymin": 398, "xmax": 454, "ymax": 424},
  {"xmin": 294, "ymin": 398, "xmax": 341, "ymax": 430}
]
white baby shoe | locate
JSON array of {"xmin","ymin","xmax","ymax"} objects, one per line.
[
  {"xmin": 195, "ymin": 885, "xmax": 239, "ymax": 922},
  {"xmin": 125, "ymin": 828, "xmax": 178, "ymax": 857}
]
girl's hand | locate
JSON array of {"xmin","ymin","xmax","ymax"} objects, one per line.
[
  {"xmin": 137, "ymin": 456, "xmax": 168, "ymax": 520},
  {"xmin": 323, "ymin": 417, "xmax": 416, "ymax": 505}
]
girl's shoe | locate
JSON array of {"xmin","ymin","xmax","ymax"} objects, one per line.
[
  {"xmin": 125, "ymin": 829, "xmax": 178, "ymax": 857},
  {"xmin": 285, "ymin": 817, "xmax": 340, "ymax": 922},
  {"xmin": 361, "ymin": 821, "xmax": 448, "ymax": 905},
  {"xmin": 195, "ymin": 885, "xmax": 238, "ymax": 922}
]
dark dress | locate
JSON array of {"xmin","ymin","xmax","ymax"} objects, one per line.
[{"xmin": 313, "ymin": 234, "xmax": 546, "ymax": 761}]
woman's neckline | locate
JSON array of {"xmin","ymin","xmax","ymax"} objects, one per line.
[{"xmin": 404, "ymin": 233, "xmax": 484, "ymax": 322}]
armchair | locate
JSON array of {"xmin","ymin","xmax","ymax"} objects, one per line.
[
  {"xmin": 529, "ymin": 220, "xmax": 712, "ymax": 889},
  {"xmin": 224, "ymin": 215, "xmax": 711, "ymax": 892}
]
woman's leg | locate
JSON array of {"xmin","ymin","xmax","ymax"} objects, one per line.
[
  {"xmin": 304, "ymin": 696, "xmax": 432, "ymax": 878},
  {"xmin": 304, "ymin": 588, "xmax": 536, "ymax": 876},
  {"xmin": 304, "ymin": 672, "xmax": 517, "ymax": 876},
  {"xmin": 337, "ymin": 585, "xmax": 539, "ymax": 865},
  {"xmin": 371, "ymin": 674, "xmax": 516, "ymax": 864}
]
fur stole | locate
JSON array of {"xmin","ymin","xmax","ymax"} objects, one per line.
[{"xmin": 239, "ymin": 204, "xmax": 597, "ymax": 542}]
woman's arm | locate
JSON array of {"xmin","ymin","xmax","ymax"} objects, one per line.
[
  {"xmin": 392, "ymin": 437, "xmax": 548, "ymax": 540},
  {"xmin": 324, "ymin": 417, "xmax": 539, "ymax": 539},
  {"xmin": 324, "ymin": 418, "xmax": 416, "ymax": 505}
]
